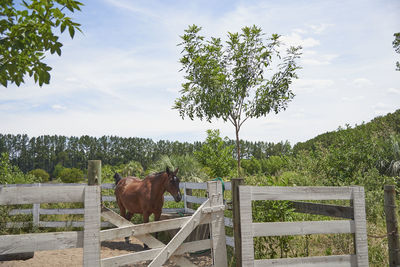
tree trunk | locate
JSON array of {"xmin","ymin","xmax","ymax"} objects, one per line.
[{"xmin": 235, "ymin": 127, "xmax": 241, "ymax": 177}]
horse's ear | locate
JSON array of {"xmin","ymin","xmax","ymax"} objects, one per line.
[
  {"xmin": 174, "ymin": 168, "xmax": 179, "ymax": 175},
  {"xmin": 166, "ymin": 166, "xmax": 170, "ymax": 174}
]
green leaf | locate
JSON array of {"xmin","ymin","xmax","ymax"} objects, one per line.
[
  {"xmin": 60, "ymin": 23, "xmax": 66, "ymax": 33},
  {"xmin": 68, "ymin": 26, "xmax": 75, "ymax": 38}
]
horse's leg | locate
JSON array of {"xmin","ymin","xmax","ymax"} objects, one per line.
[
  {"xmin": 154, "ymin": 211, "xmax": 162, "ymax": 240},
  {"xmin": 124, "ymin": 212, "xmax": 133, "ymax": 244},
  {"xmin": 142, "ymin": 212, "xmax": 150, "ymax": 249}
]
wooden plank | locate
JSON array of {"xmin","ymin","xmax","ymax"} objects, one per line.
[
  {"xmin": 83, "ymin": 185, "xmax": 101, "ymax": 267},
  {"xmin": 34, "ymin": 221, "xmax": 112, "ymax": 228},
  {"xmin": 253, "ymin": 220, "xmax": 355, "ymax": 237},
  {"xmin": 185, "ymin": 182, "xmax": 207, "ymax": 190},
  {"xmin": 101, "ymin": 183, "xmax": 114, "ymax": 189},
  {"xmin": 232, "ymin": 178, "xmax": 244, "ymax": 267},
  {"xmin": 102, "ymin": 195, "xmax": 116, "ymax": 202},
  {"xmin": 136, "ymin": 234, "xmax": 165, "ymax": 248},
  {"xmin": 0, "ymin": 231, "xmax": 83, "ymax": 254},
  {"xmin": 226, "ymin": 235, "xmax": 234, "ymax": 248},
  {"xmin": 101, "ymin": 206, "xmax": 165, "ymax": 249},
  {"xmin": 100, "ymin": 217, "xmax": 190, "ymax": 241},
  {"xmin": 384, "ymin": 185, "xmax": 400, "ymax": 267},
  {"xmin": 352, "ymin": 186, "xmax": 369, "ymax": 266},
  {"xmin": 9, "ymin": 209, "xmax": 32, "ymax": 215},
  {"xmin": 102, "ymin": 240, "xmax": 211, "ymax": 267},
  {"xmin": 254, "ymin": 254, "xmax": 357, "ymax": 267},
  {"xmin": 247, "ymin": 186, "xmax": 354, "ymax": 201},
  {"xmin": 291, "ymin": 201, "xmax": 354, "ymax": 219},
  {"xmin": 101, "ymin": 206, "xmax": 132, "ymax": 227},
  {"xmin": 39, "ymin": 208, "xmax": 85, "ymax": 215},
  {"xmin": 0, "ymin": 183, "xmax": 84, "ymax": 188},
  {"xmin": 171, "ymin": 255, "xmax": 198, "ymax": 267},
  {"xmin": 239, "ymin": 185, "xmax": 255, "ymax": 267},
  {"xmin": 0, "ymin": 185, "xmax": 85, "ymax": 205},
  {"xmin": 186, "ymin": 195, "xmax": 207, "ymax": 204},
  {"xmin": 101, "ymin": 248, "xmax": 161, "ymax": 267},
  {"xmin": 224, "ymin": 217, "xmax": 233, "ymax": 228},
  {"xmin": 208, "ymin": 180, "xmax": 227, "ymax": 267},
  {"xmin": 174, "ymin": 239, "xmax": 211, "ymax": 254},
  {"xmin": 148, "ymin": 199, "xmax": 210, "ymax": 266}
]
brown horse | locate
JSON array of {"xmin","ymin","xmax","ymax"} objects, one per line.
[{"xmin": 114, "ymin": 167, "xmax": 182, "ymax": 244}]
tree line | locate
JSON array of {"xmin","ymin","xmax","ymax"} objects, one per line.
[{"xmin": 0, "ymin": 133, "xmax": 291, "ymax": 175}]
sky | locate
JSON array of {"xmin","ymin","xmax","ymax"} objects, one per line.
[{"xmin": 1, "ymin": 0, "xmax": 400, "ymax": 145}]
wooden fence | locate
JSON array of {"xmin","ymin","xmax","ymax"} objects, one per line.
[
  {"xmin": 237, "ymin": 185, "xmax": 369, "ymax": 267},
  {"xmin": 0, "ymin": 184, "xmax": 101, "ymax": 266},
  {"xmin": 2, "ymin": 181, "xmax": 235, "ymax": 247},
  {"xmin": 0, "ymin": 180, "xmax": 228, "ymax": 266}
]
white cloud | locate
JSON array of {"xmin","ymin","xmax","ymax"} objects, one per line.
[
  {"xmin": 52, "ymin": 104, "xmax": 67, "ymax": 111},
  {"xmin": 281, "ymin": 32, "xmax": 320, "ymax": 48},
  {"xmin": 307, "ymin": 23, "xmax": 334, "ymax": 34},
  {"xmin": 352, "ymin": 78, "xmax": 373, "ymax": 88},
  {"xmin": 301, "ymin": 50, "xmax": 338, "ymax": 66},
  {"xmin": 387, "ymin": 88, "xmax": 400, "ymax": 95},
  {"xmin": 292, "ymin": 79, "xmax": 334, "ymax": 93}
]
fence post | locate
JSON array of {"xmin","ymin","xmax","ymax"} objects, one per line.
[
  {"xmin": 32, "ymin": 183, "xmax": 40, "ymax": 227},
  {"xmin": 384, "ymin": 185, "xmax": 400, "ymax": 267},
  {"xmin": 83, "ymin": 160, "xmax": 101, "ymax": 267},
  {"xmin": 232, "ymin": 178, "xmax": 244, "ymax": 267},
  {"xmin": 207, "ymin": 180, "xmax": 228, "ymax": 267}
]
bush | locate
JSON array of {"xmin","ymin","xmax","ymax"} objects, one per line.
[
  {"xmin": 261, "ymin": 156, "xmax": 288, "ymax": 176},
  {"xmin": 195, "ymin": 129, "xmax": 235, "ymax": 178},
  {"xmin": 241, "ymin": 157, "xmax": 262, "ymax": 175},
  {"xmin": 0, "ymin": 153, "xmax": 39, "ymax": 184},
  {"xmin": 28, "ymin": 169, "xmax": 50, "ymax": 182},
  {"xmin": 120, "ymin": 161, "xmax": 143, "ymax": 178},
  {"xmin": 58, "ymin": 168, "xmax": 84, "ymax": 183}
]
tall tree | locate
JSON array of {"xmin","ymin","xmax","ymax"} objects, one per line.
[
  {"xmin": 394, "ymin": 32, "xmax": 400, "ymax": 71},
  {"xmin": 174, "ymin": 25, "xmax": 302, "ymax": 175},
  {"xmin": 0, "ymin": 0, "xmax": 83, "ymax": 87}
]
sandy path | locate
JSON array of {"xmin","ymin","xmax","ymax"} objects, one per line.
[{"xmin": 0, "ymin": 237, "xmax": 212, "ymax": 267}]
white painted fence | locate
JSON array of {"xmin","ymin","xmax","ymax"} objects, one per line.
[
  {"xmin": 0, "ymin": 181, "xmax": 228, "ymax": 267},
  {"xmin": 2, "ymin": 181, "xmax": 235, "ymax": 247},
  {"xmin": 239, "ymin": 185, "xmax": 369, "ymax": 267},
  {"xmin": 0, "ymin": 184, "xmax": 101, "ymax": 266}
]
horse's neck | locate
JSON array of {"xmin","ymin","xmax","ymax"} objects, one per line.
[{"xmin": 147, "ymin": 173, "xmax": 167, "ymax": 201}]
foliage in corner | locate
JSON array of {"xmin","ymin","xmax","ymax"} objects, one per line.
[
  {"xmin": 394, "ymin": 32, "xmax": 400, "ymax": 71},
  {"xmin": 0, "ymin": 0, "xmax": 83, "ymax": 87}
]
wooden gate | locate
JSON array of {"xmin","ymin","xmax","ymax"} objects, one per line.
[
  {"xmin": 100, "ymin": 180, "xmax": 227, "ymax": 267},
  {"xmin": 238, "ymin": 186, "xmax": 368, "ymax": 267}
]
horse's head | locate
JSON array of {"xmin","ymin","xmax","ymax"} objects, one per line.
[{"xmin": 165, "ymin": 167, "xmax": 182, "ymax": 202}]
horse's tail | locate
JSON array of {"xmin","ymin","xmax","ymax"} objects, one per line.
[{"xmin": 114, "ymin": 173, "xmax": 122, "ymax": 186}]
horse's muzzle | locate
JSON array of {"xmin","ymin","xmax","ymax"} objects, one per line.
[{"xmin": 174, "ymin": 192, "xmax": 182, "ymax": 202}]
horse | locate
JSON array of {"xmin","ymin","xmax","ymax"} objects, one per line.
[{"xmin": 114, "ymin": 167, "xmax": 182, "ymax": 245}]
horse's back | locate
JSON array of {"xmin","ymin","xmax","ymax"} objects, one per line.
[{"xmin": 115, "ymin": 176, "xmax": 146, "ymax": 213}]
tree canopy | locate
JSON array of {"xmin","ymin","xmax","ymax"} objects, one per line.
[
  {"xmin": 394, "ymin": 32, "xmax": 400, "ymax": 71},
  {"xmin": 0, "ymin": 0, "xmax": 83, "ymax": 87},
  {"xmin": 174, "ymin": 25, "xmax": 302, "ymax": 174}
]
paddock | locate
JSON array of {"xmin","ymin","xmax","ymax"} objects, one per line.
[{"xmin": 0, "ymin": 160, "xmax": 370, "ymax": 266}]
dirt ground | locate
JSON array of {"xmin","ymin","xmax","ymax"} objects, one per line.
[{"xmin": 0, "ymin": 236, "xmax": 212, "ymax": 267}]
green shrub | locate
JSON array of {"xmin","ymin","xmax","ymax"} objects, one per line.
[
  {"xmin": 58, "ymin": 167, "xmax": 84, "ymax": 183},
  {"xmin": 120, "ymin": 161, "xmax": 143, "ymax": 177},
  {"xmin": 241, "ymin": 157, "xmax": 262, "ymax": 175},
  {"xmin": 260, "ymin": 155, "xmax": 288, "ymax": 176},
  {"xmin": 195, "ymin": 129, "xmax": 235, "ymax": 178},
  {"xmin": 28, "ymin": 168, "xmax": 50, "ymax": 182}
]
